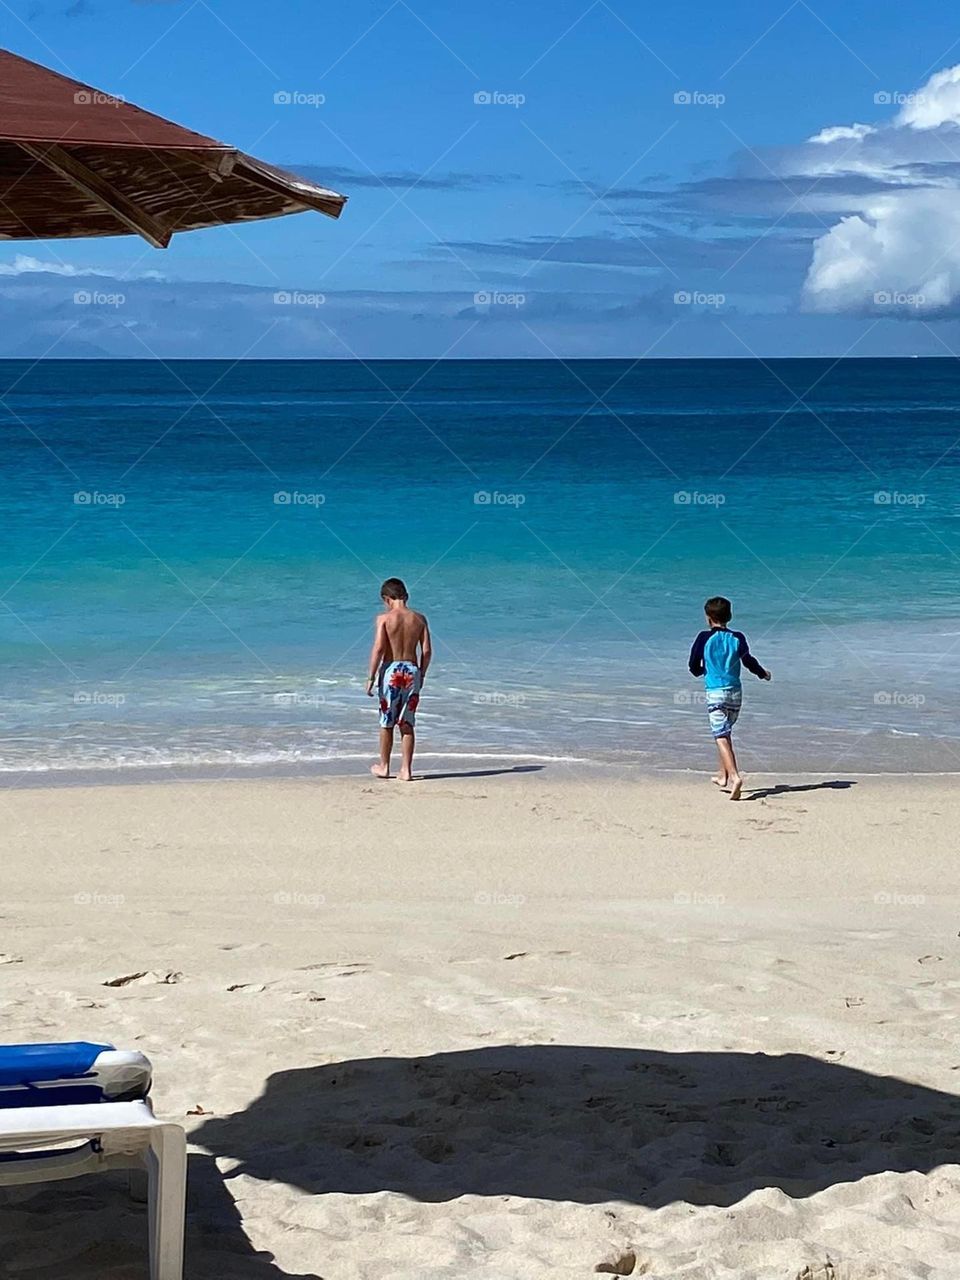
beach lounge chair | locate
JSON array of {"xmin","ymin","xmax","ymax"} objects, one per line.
[{"xmin": 0, "ymin": 1041, "xmax": 185, "ymax": 1280}]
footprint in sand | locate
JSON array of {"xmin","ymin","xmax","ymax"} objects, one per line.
[
  {"xmin": 297, "ymin": 962, "xmax": 370, "ymax": 977},
  {"xmin": 627, "ymin": 1061, "xmax": 694, "ymax": 1087},
  {"xmin": 795, "ymin": 1263, "xmax": 848, "ymax": 1280},
  {"xmin": 594, "ymin": 1250, "xmax": 641, "ymax": 1276},
  {"xmin": 412, "ymin": 1132, "xmax": 454, "ymax": 1162},
  {"xmin": 502, "ymin": 950, "xmax": 574, "ymax": 961},
  {"xmin": 103, "ymin": 970, "xmax": 182, "ymax": 988}
]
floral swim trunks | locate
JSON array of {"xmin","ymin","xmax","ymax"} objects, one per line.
[
  {"xmin": 706, "ymin": 686, "xmax": 742, "ymax": 739},
  {"xmin": 378, "ymin": 660, "xmax": 421, "ymax": 729}
]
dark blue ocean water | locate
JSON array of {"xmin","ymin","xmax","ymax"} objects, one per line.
[{"xmin": 0, "ymin": 356, "xmax": 958, "ymax": 775}]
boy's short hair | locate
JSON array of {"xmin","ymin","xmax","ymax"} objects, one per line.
[
  {"xmin": 704, "ymin": 595, "xmax": 732, "ymax": 624},
  {"xmin": 380, "ymin": 577, "xmax": 409, "ymax": 602}
]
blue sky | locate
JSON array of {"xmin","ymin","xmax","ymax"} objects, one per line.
[{"xmin": 5, "ymin": 0, "xmax": 960, "ymax": 355}]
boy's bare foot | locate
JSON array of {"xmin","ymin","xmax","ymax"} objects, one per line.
[
  {"xmin": 711, "ymin": 774, "xmax": 729, "ymax": 789},
  {"xmin": 370, "ymin": 763, "xmax": 390, "ymax": 779},
  {"xmin": 728, "ymin": 774, "xmax": 743, "ymax": 801},
  {"xmin": 397, "ymin": 769, "xmax": 413, "ymax": 782}
]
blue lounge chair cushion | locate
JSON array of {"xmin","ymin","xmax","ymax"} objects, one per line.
[
  {"xmin": 0, "ymin": 1043, "xmax": 153, "ymax": 1110},
  {"xmin": 0, "ymin": 1042, "xmax": 112, "ymax": 1087}
]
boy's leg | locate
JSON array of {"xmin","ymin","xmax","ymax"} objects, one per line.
[
  {"xmin": 716, "ymin": 734, "xmax": 743, "ymax": 800},
  {"xmin": 398, "ymin": 723, "xmax": 414, "ymax": 781},
  {"xmin": 371, "ymin": 726, "xmax": 394, "ymax": 778}
]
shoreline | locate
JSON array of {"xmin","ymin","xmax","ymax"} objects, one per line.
[{"xmin": 2, "ymin": 749, "xmax": 960, "ymax": 791}]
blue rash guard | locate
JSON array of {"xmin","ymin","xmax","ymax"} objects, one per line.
[{"xmin": 688, "ymin": 627, "xmax": 766, "ymax": 691}]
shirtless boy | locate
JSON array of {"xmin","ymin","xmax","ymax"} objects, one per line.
[{"xmin": 366, "ymin": 578, "xmax": 431, "ymax": 781}]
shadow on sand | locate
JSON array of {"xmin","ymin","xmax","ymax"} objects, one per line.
[
  {"xmin": 13, "ymin": 1043, "xmax": 958, "ymax": 1276},
  {"xmin": 195, "ymin": 1043, "xmax": 960, "ymax": 1209},
  {"xmin": 1, "ymin": 1151, "xmax": 322, "ymax": 1279},
  {"xmin": 418, "ymin": 764, "xmax": 545, "ymax": 780},
  {"xmin": 744, "ymin": 780, "xmax": 857, "ymax": 802}
]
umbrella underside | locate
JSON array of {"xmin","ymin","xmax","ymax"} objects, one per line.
[
  {"xmin": 0, "ymin": 142, "xmax": 344, "ymax": 246},
  {"xmin": 0, "ymin": 49, "xmax": 346, "ymax": 245}
]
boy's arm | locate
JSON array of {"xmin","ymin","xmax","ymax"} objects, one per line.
[
  {"xmin": 688, "ymin": 631, "xmax": 707, "ymax": 677},
  {"xmin": 736, "ymin": 631, "xmax": 771, "ymax": 680},
  {"xmin": 419, "ymin": 616, "xmax": 432, "ymax": 682},
  {"xmin": 365, "ymin": 617, "xmax": 386, "ymax": 696}
]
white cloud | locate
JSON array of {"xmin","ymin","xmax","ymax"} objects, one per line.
[
  {"xmin": 895, "ymin": 64, "xmax": 960, "ymax": 129},
  {"xmin": 795, "ymin": 64, "xmax": 960, "ymax": 313},
  {"xmin": 804, "ymin": 191, "xmax": 960, "ymax": 313},
  {"xmin": 0, "ymin": 254, "xmax": 165, "ymax": 280},
  {"xmin": 0, "ymin": 254, "xmax": 87, "ymax": 277},
  {"xmin": 808, "ymin": 123, "xmax": 875, "ymax": 146}
]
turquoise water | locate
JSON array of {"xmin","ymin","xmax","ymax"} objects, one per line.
[{"xmin": 0, "ymin": 356, "xmax": 958, "ymax": 775}]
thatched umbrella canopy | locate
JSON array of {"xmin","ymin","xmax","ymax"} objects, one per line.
[{"xmin": 0, "ymin": 49, "xmax": 346, "ymax": 247}]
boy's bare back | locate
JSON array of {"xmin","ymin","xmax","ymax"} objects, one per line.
[{"xmin": 377, "ymin": 605, "xmax": 428, "ymax": 665}]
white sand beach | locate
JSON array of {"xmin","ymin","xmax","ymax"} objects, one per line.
[{"xmin": 3, "ymin": 768, "xmax": 959, "ymax": 1279}]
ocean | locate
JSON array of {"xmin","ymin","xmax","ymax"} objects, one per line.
[{"xmin": 0, "ymin": 356, "xmax": 957, "ymax": 778}]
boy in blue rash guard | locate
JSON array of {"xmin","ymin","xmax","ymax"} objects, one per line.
[{"xmin": 688, "ymin": 596, "xmax": 771, "ymax": 801}]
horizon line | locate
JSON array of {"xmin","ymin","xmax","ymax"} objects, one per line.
[{"xmin": 0, "ymin": 354, "xmax": 943, "ymax": 363}]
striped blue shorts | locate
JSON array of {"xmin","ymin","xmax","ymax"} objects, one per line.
[{"xmin": 706, "ymin": 686, "xmax": 742, "ymax": 739}]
